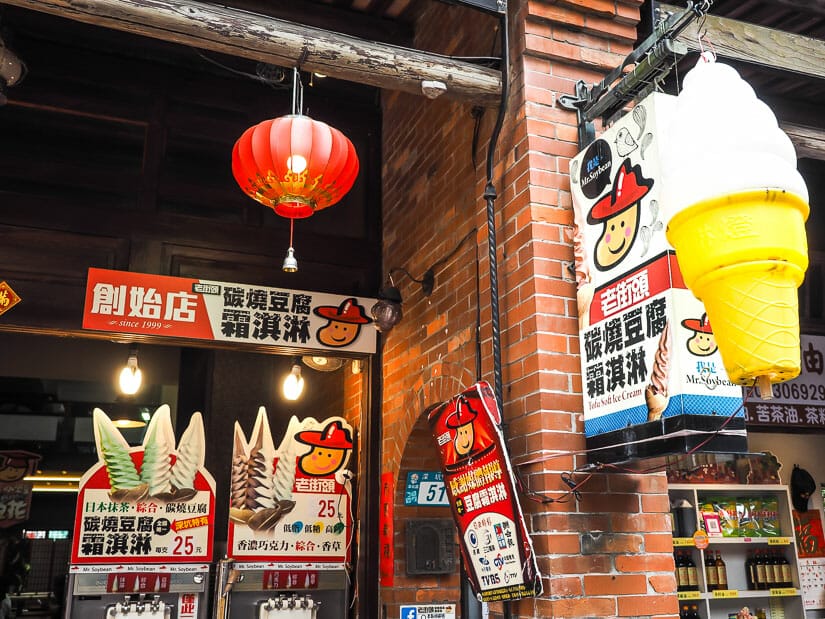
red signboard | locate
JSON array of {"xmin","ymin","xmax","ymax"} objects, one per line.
[
  {"xmin": 427, "ymin": 382, "xmax": 541, "ymax": 602},
  {"xmin": 379, "ymin": 472, "xmax": 394, "ymax": 587},
  {"xmin": 82, "ymin": 267, "xmax": 377, "ymax": 354}
]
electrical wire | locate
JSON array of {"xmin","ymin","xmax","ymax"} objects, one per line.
[{"xmin": 511, "ymin": 386, "xmax": 758, "ymax": 507}]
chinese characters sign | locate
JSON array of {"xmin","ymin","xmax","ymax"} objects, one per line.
[
  {"xmin": 427, "ymin": 382, "xmax": 541, "ymax": 602},
  {"xmin": 745, "ymin": 334, "xmax": 825, "ymax": 429},
  {"xmin": 379, "ymin": 472, "xmax": 394, "ymax": 586},
  {"xmin": 83, "ymin": 268, "xmax": 377, "ymax": 354},
  {"xmin": 405, "ymin": 471, "xmax": 449, "ymax": 506},
  {"xmin": 227, "ymin": 408, "xmax": 353, "ymax": 563},
  {"xmin": 71, "ymin": 406, "xmax": 215, "ymax": 564},
  {"xmin": 0, "ymin": 281, "xmax": 21, "ymax": 318},
  {"xmin": 569, "ymin": 92, "xmax": 744, "ymax": 449},
  {"xmin": 0, "ymin": 450, "xmax": 39, "ymax": 528}
]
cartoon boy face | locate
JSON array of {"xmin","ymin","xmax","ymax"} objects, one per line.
[
  {"xmin": 681, "ymin": 314, "xmax": 717, "ymax": 357},
  {"xmin": 687, "ymin": 331, "xmax": 717, "ymax": 357},
  {"xmin": 594, "ymin": 207, "xmax": 640, "ymax": 270},
  {"xmin": 588, "ymin": 158, "xmax": 652, "ymax": 272},
  {"xmin": 313, "ymin": 298, "xmax": 371, "ymax": 348},
  {"xmin": 295, "ymin": 420, "xmax": 353, "ymax": 478},
  {"xmin": 299, "ymin": 446, "xmax": 347, "ymax": 477},
  {"xmin": 317, "ymin": 321, "xmax": 360, "ymax": 347},
  {"xmin": 454, "ymin": 423, "xmax": 475, "ymax": 457}
]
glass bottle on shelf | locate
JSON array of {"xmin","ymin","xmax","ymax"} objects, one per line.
[
  {"xmin": 780, "ymin": 551, "xmax": 792, "ymax": 588},
  {"xmin": 745, "ymin": 549, "xmax": 756, "ymax": 590},
  {"xmin": 689, "ymin": 603, "xmax": 701, "ymax": 619},
  {"xmin": 686, "ymin": 552, "xmax": 699, "ymax": 591},
  {"xmin": 771, "ymin": 549, "xmax": 783, "ymax": 588},
  {"xmin": 705, "ymin": 551, "xmax": 718, "ymax": 592},
  {"xmin": 755, "ymin": 549, "xmax": 768, "ymax": 590},
  {"xmin": 715, "ymin": 550, "xmax": 728, "ymax": 590},
  {"xmin": 764, "ymin": 549, "xmax": 776, "ymax": 589},
  {"xmin": 675, "ymin": 551, "xmax": 685, "ymax": 591}
]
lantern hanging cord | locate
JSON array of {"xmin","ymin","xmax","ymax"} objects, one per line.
[{"xmin": 291, "ymin": 66, "xmax": 304, "ymax": 115}]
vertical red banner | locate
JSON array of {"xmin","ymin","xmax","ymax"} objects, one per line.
[
  {"xmin": 427, "ymin": 381, "xmax": 541, "ymax": 602},
  {"xmin": 379, "ymin": 472, "xmax": 394, "ymax": 586}
]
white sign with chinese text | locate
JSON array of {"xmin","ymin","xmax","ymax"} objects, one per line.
[{"xmin": 83, "ymin": 268, "xmax": 377, "ymax": 354}]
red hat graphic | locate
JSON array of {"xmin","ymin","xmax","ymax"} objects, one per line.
[
  {"xmin": 682, "ymin": 313, "xmax": 713, "ymax": 334},
  {"xmin": 587, "ymin": 158, "xmax": 653, "ymax": 223},
  {"xmin": 296, "ymin": 420, "xmax": 353, "ymax": 450},
  {"xmin": 445, "ymin": 398, "xmax": 479, "ymax": 429},
  {"xmin": 313, "ymin": 298, "xmax": 371, "ymax": 324}
]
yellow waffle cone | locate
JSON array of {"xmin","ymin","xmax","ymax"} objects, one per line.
[
  {"xmin": 694, "ymin": 261, "xmax": 804, "ymax": 385},
  {"xmin": 667, "ymin": 190, "xmax": 809, "ymax": 387}
]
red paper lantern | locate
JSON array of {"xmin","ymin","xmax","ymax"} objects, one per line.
[{"xmin": 231, "ymin": 114, "xmax": 359, "ymax": 219}]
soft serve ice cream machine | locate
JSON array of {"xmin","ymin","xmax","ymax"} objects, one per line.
[
  {"xmin": 216, "ymin": 410, "xmax": 355, "ymax": 619},
  {"xmin": 65, "ymin": 407, "xmax": 216, "ymax": 619},
  {"xmin": 214, "ymin": 560, "xmax": 349, "ymax": 619}
]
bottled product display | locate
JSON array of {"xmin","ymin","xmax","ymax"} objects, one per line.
[
  {"xmin": 669, "ymin": 484, "xmax": 803, "ymax": 618},
  {"xmin": 674, "ymin": 551, "xmax": 700, "ymax": 591}
]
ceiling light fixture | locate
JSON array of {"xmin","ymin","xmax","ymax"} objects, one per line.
[
  {"xmin": 282, "ymin": 361, "xmax": 305, "ymax": 401},
  {"xmin": 301, "ymin": 355, "xmax": 345, "ymax": 372},
  {"xmin": 232, "ymin": 67, "xmax": 359, "ymax": 273},
  {"xmin": 118, "ymin": 344, "xmax": 142, "ymax": 396}
]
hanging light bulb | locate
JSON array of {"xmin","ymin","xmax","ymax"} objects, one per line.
[
  {"xmin": 282, "ymin": 363, "xmax": 304, "ymax": 400},
  {"xmin": 118, "ymin": 345, "xmax": 142, "ymax": 395}
]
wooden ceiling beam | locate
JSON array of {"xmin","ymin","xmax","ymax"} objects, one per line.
[
  {"xmin": 0, "ymin": 0, "xmax": 502, "ymax": 106},
  {"xmin": 660, "ymin": 3, "xmax": 825, "ymax": 80}
]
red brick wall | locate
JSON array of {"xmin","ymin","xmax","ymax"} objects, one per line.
[{"xmin": 380, "ymin": 0, "xmax": 677, "ymax": 617}]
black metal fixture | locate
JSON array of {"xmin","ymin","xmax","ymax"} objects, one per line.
[
  {"xmin": 559, "ymin": 0, "xmax": 712, "ymax": 148},
  {"xmin": 370, "ymin": 267, "xmax": 433, "ymax": 333},
  {"xmin": 372, "ymin": 229, "xmax": 477, "ymax": 334}
]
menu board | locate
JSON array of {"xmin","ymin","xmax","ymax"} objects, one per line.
[
  {"xmin": 72, "ymin": 406, "xmax": 215, "ymax": 563},
  {"xmin": 227, "ymin": 408, "xmax": 353, "ymax": 564}
]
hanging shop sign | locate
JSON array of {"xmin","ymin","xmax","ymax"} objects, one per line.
[
  {"xmin": 71, "ymin": 406, "xmax": 215, "ymax": 564},
  {"xmin": 427, "ymin": 382, "xmax": 541, "ymax": 602},
  {"xmin": 227, "ymin": 408, "xmax": 353, "ymax": 564},
  {"xmin": 82, "ymin": 268, "xmax": 377, "ymax": 354},
  {"xmin": 0, "ymin": 281, "xmax": 22, "ymax": 317},
  {"xmin": 569, "ymin": 91, "xmax": 745, "ymax": 464},
  {"xmin": 0, "ymin": 450, "xmax": 39, "ymax": 528},
  {"xmin": 745, "ymin": 334, "xmax": 825, "ymax": 430}
]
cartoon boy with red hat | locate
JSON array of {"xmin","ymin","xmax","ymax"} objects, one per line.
[
  {"xmin": 445, "ymin": 397, "xmax": 482, "ymax": 460},
  {"xmin": 295, "ymin": 420, "xmax": 353, "ymax": 477},
  {"xmin": 681, "ymin": 312, "xmax": 718, "ymax": 357},
  {"xmin": 588, "ymin": 158, "xmax": 653, "ymax": 271},
  {"xmin": 313, "ymin": 298, "xmax": 371, "ymax": 348}
]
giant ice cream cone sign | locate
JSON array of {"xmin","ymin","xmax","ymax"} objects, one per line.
[{"xmin": 662, "ymin": 53, "xmax": 810, "ymax": 392}]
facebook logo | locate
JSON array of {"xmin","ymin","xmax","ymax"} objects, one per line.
[{"xmin": 400, "ymin": 607, "xmax": 417, "ymax": 619}]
